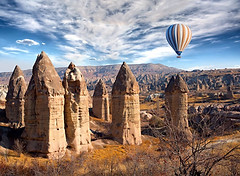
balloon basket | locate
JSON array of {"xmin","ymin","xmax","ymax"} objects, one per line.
[{"xmin": 177, "ymin": 56, "xmax": 181, "ymax": 58}]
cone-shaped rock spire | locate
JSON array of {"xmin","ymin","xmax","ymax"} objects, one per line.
[
  {"xmin": 92, "ymin": 79, "xmax": 110, "ymax": 121},
  {"xmin": 30, "ymin": 51, "xmax": 64, "ymax": 95},
  {"xmin": 111, "ymin": 62, "xmax": 142, "ymax": 145},
  {"xmin": 63, "ymin": 62, "xmax": 92, "ymax": 153},
  {"xmin": 23, "ymin": 51, "xmax": 67, "ymax": 158},
  {"xmin": 6, "ymin": 65, "xmax": 27, "ymax": 126},
  {"xmin": 112, "ymin": 62, "xmax": 139, "ymax": 95},
  {"xmin": 93, "ymin": 79, "xmax": 108, "ymax": 97},
  {"xmin": 165, "ymin": 75, "xmax": 188, "ymax": 93},
  {"xmin": 165, "ymin": 74, "xmax": 192, "ymax": 140}
]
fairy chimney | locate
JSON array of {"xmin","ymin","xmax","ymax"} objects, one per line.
[
  {"xmin": 6, "ymin": 65, "xmax": 27, "ymax": 126},
  {"xmin": 22, "ymin": 51, "xmax": 67, "ymax": 158},
  {"xmin": 165, "ymin": 74, "xmax": 192, "ymax": 140},
  {"xmin": 111, "ymin": 62, "xmax": 142, "ymax": 145},
  {"xmin": 92, "ymin": 79, "xmax": 110, "ymax": 121},
  {"xmin": 63, "ymin": 62, "xmax": 92, "ymax": 153},
  {"xmin": 226, "ymin": 86, "xmax": 234, "ymax": 99}
]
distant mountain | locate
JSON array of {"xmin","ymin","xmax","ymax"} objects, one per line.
[
  {"xmin": 1, "ymin": 64, "xmax": 240, "ymax": 95},
  {"xmin": 0, "ymin": 63, "xmax": 180, "ymax": 92}
]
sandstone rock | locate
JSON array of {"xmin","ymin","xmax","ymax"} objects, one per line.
[
  {"xmin": 63, "ymin": 62, "xmax": 92, "ymax": 153},
  {"xmin": 23, "ymin": 51, "xmax": 67, "ymax": 158},
  {"xmin": 225, "ymin": 86, "xmax": 234, "ymax": 99},
  {"xmin": 140, "ymin": 111, "xmax": 153, "ymax": 121},
  {"xmin": 0, "ymin": 91, "xmax": 6, "ymax": 102},
  {"xmin": 92, "ymin": 79, "xmax": 110, "ymax": 121},
  {"xmin": 165, "ymin": 75, "xmax": 192, "ymax": 140},
  {"xmin": 0, "ymin": 86, "xmax": 7, "ymax": 108},
  {"xmin": 0, "ymin": 85, "xmax": 7, "ymax": 102},
  {"xmin": 5, "ymin": 65, "xmax": 27, "ymax": 126},
  {"xmin": 111, "ymin": 62, "xmax": 142, "ymax": 145}
]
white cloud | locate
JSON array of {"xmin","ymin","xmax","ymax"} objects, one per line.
[
  {"xmin": 0, "ymin": 50, "xmax": 9, "ymax": 55},
  {"xmin": 64, "ymin": 34, "xmax": 88, "ymax": 44},
  {"xmin": 133, "ymin": 47, "xmax": 175, "ymax": 64},
  {"xmin": 47, "ymin": 54, "xmax": 70, "ymax": 67},
  {"xmin": 186, "ymin": 65, "xmax": 240, "ymax": 71},
  {"xmin": 2, "ymin": 47, "xmax": 29, "ymax": 53},
  {"xmin": 0, "ymin": 0, "xmax": 239, "ymax": 65},
  {"xmin": 42, "ymin": 42, "xmax": 46, "ymax": 45},
  {"xmin": 16, "ymin": 39, "xmax": 39, "ymax": 46},
  {"xmin": 186, "ymin": 65, "xmax": 217, "ymax": 71},
  {"xmin": 58, "ymin": 45, "xmax": 77, "ymax": 53}
]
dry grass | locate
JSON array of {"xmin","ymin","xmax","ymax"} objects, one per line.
[
  {"xmin": 0, "ymin": 137, "xmax": 164, "ymax": 176},
  {"xmin": 140, "ymin": 98, "xmax": 164, "ymax": 111},
  {"xmin": 1, "ymin": 133, "xmax": 239, "ymax": 176}
]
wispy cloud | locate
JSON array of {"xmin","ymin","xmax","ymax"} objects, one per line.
[
  {"xmin": 0, "ymin": 0, "xmax": 239, "ymax": 65},
  {"xmin": 187, "ymin": 65, "xmax": 240, "ymax": 71},
  {"xmin": 0, "ymin": 50, "xmax": 9, "ymax": 55},
  {"xmin": 16, "ymin": 39, "xmax": 39, "ymax": 46},
  {"xmin": 2, "ymin": 47, "xmax": 29, "ymax": 53}
]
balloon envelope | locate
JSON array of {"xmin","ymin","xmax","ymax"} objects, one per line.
[{"xmin": 166, "ymin": 24, "xmax": 192, "ymax": 57}]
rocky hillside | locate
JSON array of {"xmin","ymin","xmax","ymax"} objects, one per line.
[
  {"xmin": 0, "ymin": 63, "xmax": 180, "ymax": 92},
  {"xmin": 136, "ymin": 68, "xmax": 240, "ymax": 93},
  {"xmin": 1, "ymin": 64, "xmax": 240, "ymax": 95}
]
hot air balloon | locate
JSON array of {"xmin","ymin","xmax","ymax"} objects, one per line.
[{"xmin": 166, "ymin": 24, "xmax": 192, "ymax": 58}]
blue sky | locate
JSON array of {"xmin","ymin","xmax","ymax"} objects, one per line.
[{"xmin": 0, "ymin": 0, "xmax": 239, "ymax": 72}]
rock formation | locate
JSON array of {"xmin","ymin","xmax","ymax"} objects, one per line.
[
  {"xmin": 111, "ymin": 62, "xmax": 142, "ymax": 145},
  {"xmin": 226, "ymin": 86, "xmax": 234, "ymax": 99},
  {"xmin": 0, "ymin": 85, "xmax": 8, "ymax": 108},
  {"xmin": 63, "ymin": 62, "xmax": 92, "ymax": 153},
  {"xmin": 5, "ymin": 65, "xmax": 27, "ymax": 126},
  {"xmin": 165, "ymin": 74, "xmax": 192, "ymax": 140},
  {"xmin": 23, "ymin": 51, "xmax": 67, "ymax": 158},
  {"xmin": 92, "ymin": 79, "xmax": 110, "ymax": 121}
]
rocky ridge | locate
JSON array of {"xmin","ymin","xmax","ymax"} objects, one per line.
[{"xmin": 1, "ymin": 66, "xmax": 240, "ymax": 96}]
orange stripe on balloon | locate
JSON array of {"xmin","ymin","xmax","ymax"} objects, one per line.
[
  {"xmin": 177, "ymin": 24, "xmax": 181, "ymax": 50},
  {"xmin": 182, "ymin": 25, "xmax": 191, "ymax": 50},
  {"xmin": 185, "ymin": 26, "xmax": 192, "ymax": 49},
  {"xmin": 179, "ymin": 24, "xmax": 185, "ymax": 51}
]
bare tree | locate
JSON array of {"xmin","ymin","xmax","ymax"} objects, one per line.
[{"xmin": 155, "ymin": 106, "xmax": 240, "ymax": 176}]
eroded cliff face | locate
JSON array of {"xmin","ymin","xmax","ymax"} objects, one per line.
[
  {"xmin": 92, "ymin": 79, "xmax": 110, "ymax": 121},
  {"xmin": 63, "ymin": 62, "xmax": 92, "ymax": 153},
  {"xmin": 23, "ymin": 51, "xmax": 67, "ymax": 158},
  {"xmin": 165, "ymin": 75, "xmax": 192, "ymax": 140},
  {"xmin": 111, "ymin": 62, "xmax": 142, "ymax": 145},
  {"xmin": 6, "ymin": 65, "xmax": 26, "ymax": 126}
]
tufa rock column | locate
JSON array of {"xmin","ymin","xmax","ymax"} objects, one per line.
[
  {"xmin": 165, "ymin": 75, "xmax": 192, "ymax": 140},
  {"xmin": 92, "ymin": 79, "xmax": 110, "ymax": 121},
  {"xmin": 63, "ymin": 62, "xmax": 92, "ymax": 153},
  {"xmin": 23, "ymin": 51, "xmax": 67, "ymax": 158},
  {"xmin": 6, "ymin": 65, "xmax": 27, "ymax": 127},
  {"xmin": 226, "ymin": 86, "xmax": 234, "ymax": 99},
  {"xmin": 111, "ymin": 62, "xmax": 142, "ymax": 145}
]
